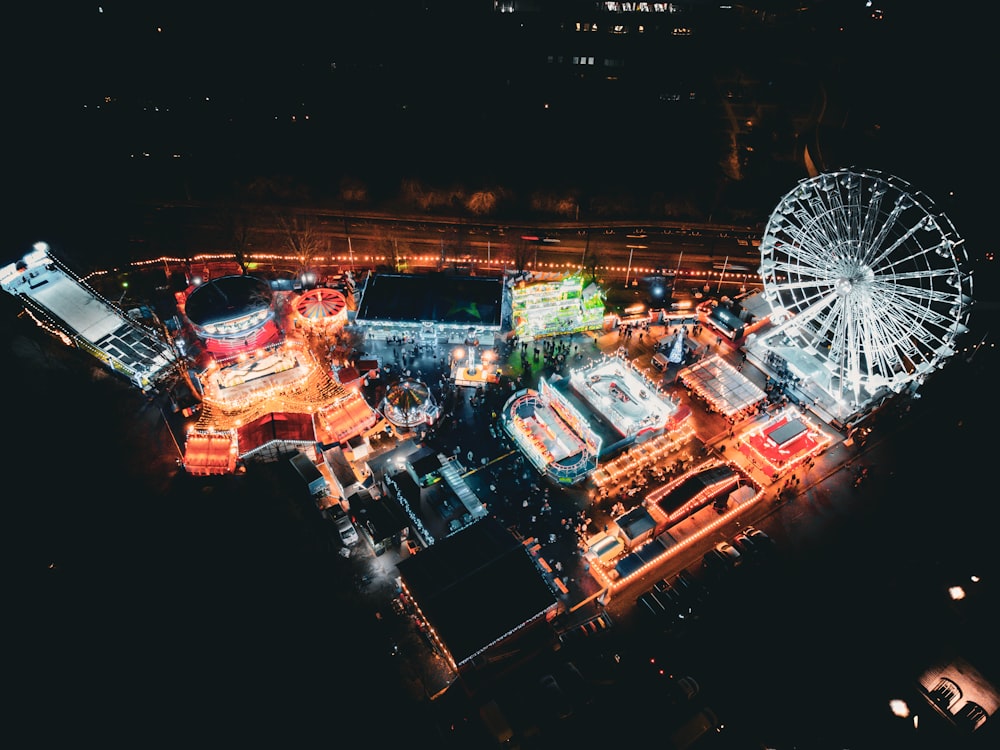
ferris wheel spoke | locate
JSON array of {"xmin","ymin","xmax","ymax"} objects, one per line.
[
  {"xmin": 861, "ymin": 203, "xmax": 906, "ymax": 267},
  {"xmin": 772, "ymin": 232, "xmax": 824, "ymax": 269},
  {"xmin": 878, "ymin": 245, "xmax": 944, "ymax": 275},
  {"xmin": 884, "ymin": 271, "xmax": 957, "ymax": 303},
  {"xmin": 860, "ymin": 183, "xmax": 892, "ymax": 250},
  {"xmin": 868, "ymin": 213, "xmax": 928, "ymax": 270},
  {"xmin": 770, "ymin": 275, "xmax": 837, "ymax": 296},
  {"xmin": 878, "ymin": 281, "xmax": 951, "ymax": 318},
  {"xmin": 862, "ymin": 304, "xmax": 912, "ymax": 373},
  {"xmin": 776, "ymin": 286, "xmax": 841, "ymax": 336},
  {"xmin": 883, "ymin": 287, "xmax": 952, "ymax": 326}
]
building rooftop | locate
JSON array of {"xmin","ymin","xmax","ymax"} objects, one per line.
[
  {"xmin": 356, "ymin": 273, "xmax": 503, "ymax": 329},
  {"xmin": 396, "ymin": 516, "xmax": 558, "ymax": 666}
]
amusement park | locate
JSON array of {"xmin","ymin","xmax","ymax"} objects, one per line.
[{"xmin": 4, "ymin": 168, "xmax": 995, "ymax": 745}]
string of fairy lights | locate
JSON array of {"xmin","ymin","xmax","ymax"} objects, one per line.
[{"xmin": 126, "ymin": 251, "xmax": 766, "ymax": 288}]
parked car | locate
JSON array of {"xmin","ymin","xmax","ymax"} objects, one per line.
[
  {"xmin": 334, "ymin": 514, "xmax": 359, "ymax": 546},
  {"xmin": 744, "ymin": 525, "xmax": 774, "ymax": 554},
  {"xmin": 715, "ymin": 540, "xmax": 742, "ymax": 565},
  {"xmin": 702, "ymin": 541, "xmax": 742, "ymax": 576},
  {"xmin": 669, "ymin": 675, "xmax": 701, "ymax": 704},
  {"xmin": 731, "ymin": 531, "xmax": 756, "ymax": 557}
]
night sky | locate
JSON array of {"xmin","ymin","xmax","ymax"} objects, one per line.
[{"xmin": 7, "ymin": 2, "xmax": 994, "ymax": 252}]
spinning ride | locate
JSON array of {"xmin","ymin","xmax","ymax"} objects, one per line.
[
  {"xmin": 381, "ymin": 377, "xmax": 439, "ymax": 430},
  {"xmin": 293, "ymin": 288, "xmax": 348, "ymax": 325}
]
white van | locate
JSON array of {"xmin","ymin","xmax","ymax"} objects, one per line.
[{"xmin": 334, "ymin": 514, "xmax": 359, "ymax": 546}]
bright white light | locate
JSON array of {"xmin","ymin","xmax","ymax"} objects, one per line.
[
  {"xmin": 890, "ymin": 698, "xmax": 910, "ymax": 718},
  {"xmin": 948, "ymin": 585, "xmax": 966, "ymax": 601}
]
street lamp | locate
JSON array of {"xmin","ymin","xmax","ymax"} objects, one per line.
[
  {"xmin": 343, "ymin": 213, "xmax": 355, "ymax": 272},
  {"xmin": 716, "ymin": 255, "xmax": 729, "ymax": 294}
]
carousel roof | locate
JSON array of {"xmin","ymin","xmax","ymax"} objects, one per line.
[
  {"xmin": 294, "ymin": 288, "xmax": 347, "ymax": 322},
  {"xmin": 185, "ymin": 274, "xmax": 272, "ymax": 327},
  {"xmin": 385, "ymin": 378, "xmax": 432, "ymax": 416}
]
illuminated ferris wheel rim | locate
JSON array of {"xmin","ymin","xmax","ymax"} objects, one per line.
[{"xmin": 756, "ymin": 168, "xmax": 973, "ymax": 398}]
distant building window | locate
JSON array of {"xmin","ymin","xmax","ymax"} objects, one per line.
[{"xmin": 601, "ymin": 2, "xmax": 680, "ymax": 11}]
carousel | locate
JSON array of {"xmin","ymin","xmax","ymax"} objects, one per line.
[
  {"xmin": 293, "ymin": 287, "xmax": 349, "ymax": 327},
  {"xmin": 380, "ymin": 377, "xmax": 441, "ymax": 431}
]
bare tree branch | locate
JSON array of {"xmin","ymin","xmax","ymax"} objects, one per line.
[{"xmin": 274, "ymin": 212, "xmax": 324, "ymax": 276}]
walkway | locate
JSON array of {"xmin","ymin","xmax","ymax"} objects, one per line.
[{"xmin": 437, "ymin": 453, "xmax": 488, "ymax": 521}]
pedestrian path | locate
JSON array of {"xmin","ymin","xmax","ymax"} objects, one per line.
[{"xmin": 436, "ymin": 453, "xmax": 489, "ymax": 521}]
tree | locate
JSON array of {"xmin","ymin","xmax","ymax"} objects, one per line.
[
  {"xmin": 512, "ymin": 236, "xmax": 532, "ymax": 274},
  {"xmin": 466, "ymin": 190, "xmax": 498, "ymax": 217},
  {"xmin": 372, "ymin": 226, "xmax": 403, "ymax": 273},
  {"xmin": 275, "ymin": 211, "xmax": 324, "ymax": 278},
  {"xmin": 339, "ymin": 175, "xmax": 369, "ymax": 204},
  {"xmin": 224, "ymin": 208, "xmax": 259, "ymax": 274},
  {"xmin": 580, "ymin": 230, "xmax": 603, "ymax": 284}
]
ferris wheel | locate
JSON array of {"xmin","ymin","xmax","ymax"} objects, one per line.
[{"xmin": 755, "ymin": 168, "xmax": 974, "ymax": 412}]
